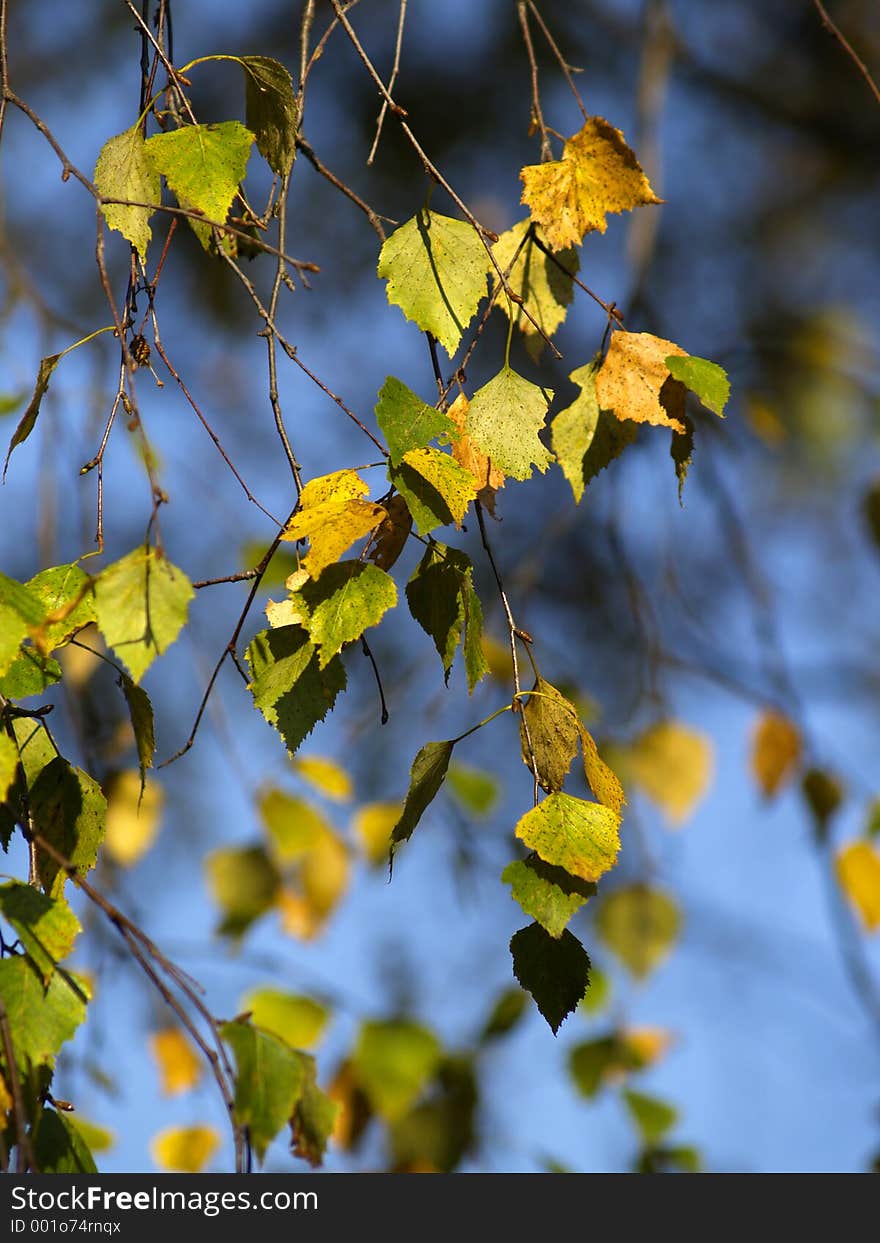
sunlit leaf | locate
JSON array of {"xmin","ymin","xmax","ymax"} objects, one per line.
[
  {"xmin": 0, "ymin": 956, "xmax": 89, "ymax": 1067},
  {"xmin": 596, "ymin": 331, "xmax": 688, "ymax": 432},
  {"xmin": 466, "ymin": 365, "xmax": 553, "ymax": 481},
  {"xmin": 447, "ymin": 393, "xmax": 505, "ymax": 513},
  {"xmin": 0, "ymin": 882, "xmax": 81, "ymax": 983},
  {"xmin": 520, "ymin": 117, "xmax": 661, "ymax": 250},
  {"xmin": 95, "ymin": 125, "xmax": 161, "ymax": 257},
  {"xmin": 515, "ymin": 792, "xmax": 621, "ymax": 885},
  {"xmin": 377, "ymin": 210, "xmax": 490, "ymax": 356},
  {"xmin": 280, "ymin": 469, "xmax": 385, "ymax": 578},
  {"xmin": 3, "ymin": 354, "xmax": 61, "ymax": 480},
  {"xmin": 835, "ymin": 841, "xmax": 880, "ymax": 931},
  {"xmin": 492, "ymin": 218, "xmax": 577, "ymax": 357},
  {"xmin": 502, "ymin": 856, "xmax": 595, "ymax": 938},
  {"xmin": 292, "ymin": 755, "xmax": 353, "ymax": 803},
  {"xmin": 30, "ymin": 757, "xmax": 107, "ymax": 897},
  {"xmin": 375, "ymin": 376, "xmax": 455, "ymax": 467},
  {"xmin": 665, "ymin": 354, "xmax": 730, "ymax": 416},
  {"xmin": 94, "ymin": 549, "xmax": 193, "ymax": 683},
  {"xmin": 220, "ymin": 1017, "xmax": 306, "ymax": 1163},
  {"xmin": 390, "ymin": 447, "xmax": 477, "ymax": 536},
  {"xmin": 150, "ymin": 1028, "xmax": 203, "ymax": 1096},
  {"xmin": 620, "ymin": 720, "xmax": 714, "ymax": 826},
  {"xmin": 102, "ymin": 770, "xmax": 163, "ymax": 867},
  {"xmin": 239, "ymin": 987, "xmax": 329, "ymax": 1050},
  {"xmin": 284, "ymin": 561, "xmax": 397, "ymax": 669},
  {"xmin": 26, "ymin": 563, "xmax": 96, "ymax": 651},
  {"xmin": 145, "ymin": 122, "xmax": 254, "ymax": 250},
  {"xmin": 151, "ymin": 1125, "xmax": 220, "ymax": 1173},
  {"xmin": 247, "ymin": 624, "xmax": 346, "ymax": 756}
]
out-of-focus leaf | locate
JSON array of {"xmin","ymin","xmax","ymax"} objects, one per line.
[{"xmin": 595, "ymin": 885, "xmax": 681, "ymax": 979}]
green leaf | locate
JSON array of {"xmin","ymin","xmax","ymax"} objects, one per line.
[
  {"xmin": 0, "ymin": 604, "xmax": 28, "ymax": 677},
  {"xmin": 550, "ymin": 361, "xmax": 599, "ymax": 504},
  {"xmin": 0, "ymin": 648, "xmax": 61, "ymax": 699},
  {"xmin": 287, "ymin": 561, "xmax": 397, "ymax": 669},
  {"xmin": 0, "ymin": 882, "xmax": 81, "ymax": 983},
  {"xmin": 405, "ymin": 543, "xmax": 486, "ymax": 690},
  {"xmin": 389, "ymin": 448, "xmax": 476, "ymax": 536},
  {"xmin": 391, "ymin": 739, "xmax": 455, "ymax": 848},
  {"xmin": 665, "ymin": 354, "xmax": 730, "ymax": 416},
  {"xmin": 205, "ymin": 844, "xmax": 280, "ymax": 938},
  {"xmin": 94, "ymin": 548, "xmax": 193, "ymax": 683},
  {"xmin": 0, "ymin": 571, "xmax": 46, "ymax": 628},
  {"xmin": 595, "ymin": 884, "xmax": 681, "ymax": 979},
  {"xmin": 95, "ymin": 125, "xmax": 161, "ymax": 257},
  {"xmin": 492, "ymin": 219, "xmax": 578, "ymax": 358},
  {"xmin": 568, "ymin": 1034, "xmax": 640, "ymax": 1098},
  {"xmin": 637, "ymin": 1145, "xmax": 702, "ymax": 1175},
  {"xmin": 10, "ymin": 717, "xmax": 57, "ymax": 786},
  {"xmin": 466, "ymin": 365, "xmax": 553, "ymax": 481},
  {"xmin": 144, "ymin": 122, "xmax": 254, "ymax": 250},
  {"xmin": 0, "ymin": 733, "xmax": 18, "ymax": 802},
  {"xmin": 520, "ymin": 677, "xmax": 581, "ymax": 794},
  {"xmin": 388, "ymin": 1057, "xmax": 477, "ymax": 1173},
  {"xmin": 352, "ymin": 1019, "xmax": 442, "ymax": 1122},
  {"xmin": 579, "ymin": 963, "xmax": 612, "ymax": 1015},
  {"xmin": 3, "ymin": 354, "xmax": 61, "ymax": 480},
  {"xmin": 121, "ymin": 676, "xmax": 155, "ymax": 782},
  {"xmin": 0, "ymin": 956, "xmax": 89, "ymax": 1067},
  {"xmin": 30, "ymin": 757, "xmax": 107, "ymax": 898},
  {"xmin": 241, "ymin": 56, "xmax": 298, "ymax": 176},
  {"xmin": 375, "ymin": 376, "xmax": 454, "ymax": 467},
  {"xmin": 446, "ymin": 762, "xmax": 498, "ymax": 817},
  {"xmin": 670, "ymin": 416, "xmax": 695, "ymax": 504},
  {"xmin": 801, "ymin": 767, "xmax": 844, "ymax": 840},
  {"xmin": 377, "ymin": 210, "xmax": 490, "ymax": 356},
  {"xmin": 26, "ymin": 563, "xmax": 96, "ymax": 651},
  {"xmin": 479, "ymin": 988, "xmax": 528, "ymax": 1043},
  {"xmin": 865, "ymin": 798, "xmax": 880, "ymax": 840},
  {"xmin": 515, "ymin": 792, "xmax": 621, "ymax": 885},
  {"xmin": 247, "ymin": 625, "xmax": 346, "ymax": 756},
  {"xmin": 239, "ymin": 987, "xmax": 329, "ymax": 1050},
  {"xmin": 502, "ymin": 856, "xmax": 596, "ymax": 939},
  {"xmin": 290, "ymin": 1054, "xmax": 339, "ymax": 1167},
  {"xmin": 34, "ymin": 1108, "xmax": 99, "ymax": 1174},
  {"xmin": 220, "ymin": 1018, "xmax": 306, "ymax": 1164},
  {"xmin": 623, "ymin": 1089, "xmax": 678, "ymax": 1145},
  {"xmin": 510, "ymin": 921, "xmax": 590, "ymax": 1035}
]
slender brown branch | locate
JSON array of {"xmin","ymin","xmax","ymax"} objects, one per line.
[
  {"xmin": 367, "ymin": 0, "xmax": 408, "ymax": 165},
  {"xmin": 529, "ymin": 227, "xmax": 625, "ymax": 325},
  {"xmin": 193, "ymin": 570, "xmax": 260, "ymax": 589},
  {"xmin": 812, "ymin": 0, "xmax": 880, "ymax": 107},
  {"xmin": 526, "ymin": 0, "xmax": 589, "ymax": 120},
  {"xmin": 361, "ymin": 635, "xmax": 389, "ymax": 724},
  {"xmin": 265, "ymin": 169, "xmax": 304, "ymax": 490},
  {"xmin": 518, "ymin": 1, "xmax": 552, "ymax": 161},
  {"xmin": 475, "ymin": 502, "xmax": 540, "ymax": 803},
  {"xmin": 296, "ymin": 135, "xmax": 389, "ymax": 241}
]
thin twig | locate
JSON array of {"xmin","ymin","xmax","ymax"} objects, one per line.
[
  {"xmin": 518, "ymin": 1, "xmax": 552, "ymax": 161},
  {"xmin": 526, "ymin": 0, "xmax": 589, "ymax": 121},
  {"xmin": 812, "ymin": 0, "xmax": 880, "ymax": 107},
  {"xmin": 265, "ymin": 169, "xmax": 304, "ymax": 490},
  {"xmin": 367, "ymin": 0, "xmax": 408, "ymax": 165},
  {"xmin": 361, "ymin": 635, "xmax": 389, "ymax": 724},
  {"xmin": 296, "ymin": 135, "xmax": 389, "ymax": 241}
]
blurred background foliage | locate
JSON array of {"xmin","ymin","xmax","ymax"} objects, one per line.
[{"xmin": 1, "ymin": 0, "xmax": 879, "ymax": 1172}]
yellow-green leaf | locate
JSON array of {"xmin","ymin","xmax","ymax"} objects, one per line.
[
  {"xmin": 375, "ymin": 376, "xmax": 455, "ymax": 467},
  {"xmin": 502, "ymin": 856, "xmax": 595, "ymax": 938},
  {"xmin": 220, "ymin": 1018, "xmax": 306, "ymax": 1163},
  {"xmin": 515, "ymin": 792, "xmax": 621, "ymax": 884},
  {"xmin": 466, "ymin": 365, "xmax": 553, "ymax": 481},
  {"xmin": 377, "ymin": 210, "xmax": 490, "ymax": 356},
  {"xmin": 149, "ymin": 1027, "xmax": 203, "ymax": 1096},
  {"xmin": 239, "ymin": 987, "xmax": 329, "ymax": 1050},
  {"xmin": 95, "ymin": 125, "xmax": 161, "ymax": 257},
  {"xmin": 291, "ymin": 755, "xmax": 353, "ymax": 802},
  {"xmin": 144, "ymin": 122, "xmax": 254, "ymax": 250},
  {"xmin": 205, "ymin": 844, "xmax": 280, "ymax": 938},
  {"xmin": 94, "ymin": 548, "xmax": 193, "ymax": 683},
  {"xmin": 492, "ymin": 218, "xmax": 578, "ymax": 357},
  {"xmin": 596, "ymin": 884, "xmax": 681, "ymax": 978},
  {"xmin": 247, "ymin": 624, "xmax": 346, "ymax": 757},
  {"xmin": 352, "ymin": 1020, "xmax": 442, "ymax": 1122},
  {"xmin": 0, "ymin": 882, "xmax": 81, "ymax": 984},
  {"xmin": 621, "ymin": 720, "xmax": 714, "ymax": 826},
  {"xmin": 102, "ymin": 769, "xmax": 163, "ymax": 867},
  {"xmin": 390, "ymin": 448, "xmax": 477, "ymax": 536}
]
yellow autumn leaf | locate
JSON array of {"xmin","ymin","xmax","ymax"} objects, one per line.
[
  {"xmin": 353, "ymin": 801, "xmax": 401, "ymax": 866},
  {"xmin": 579, "ymin": 726, "xmax": 626, "ymax": 816},
  {"xmin": 151, "ymin": 1125, "xmax": 219, "ymax": 1172},
  {"xmin": 0, "ymin": 1069, "xmax": 12, "ymax": 1115},
  {"xmin": 280, "ymin": 827, "xmax": 350, "ymax": 939},
  {"xmin": 751, "ymin": 709, "xmax": 802, "ymax": 798},
  {"xmin": 520, "ymin": 116, "xmax": 661, "ymax": 251},
  {"xmin": 447, "ymin": 393, "xmax": 505, "ymax": 514},
  {"xmin": 623, "ymin": 720, "xmax": 713, "ymax": 826},
  {"xmin": 102, "ymin": 770, "xmax": 164, "ymax": 866},
  {"xmin": 292, "ymin": 755, "xmax": 354, "ymax": 803},
  {"xmin": 149, "ymin": 1027, "xmax": 203, "ymax": 1096},
  {"xmin": 595, "ymin": 331, "xmax": 688, "ymax": 432},
  {"xmin": 836, "ymin": 841, "xmax": 880, "ymax": 932},
  {"xmin": 622, "ymin": 1026, "xmax": 674, "ymax": 1068},
  {"xmin": 280, "ymin": 469, "xmax": 385, "ymax": 577}
]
